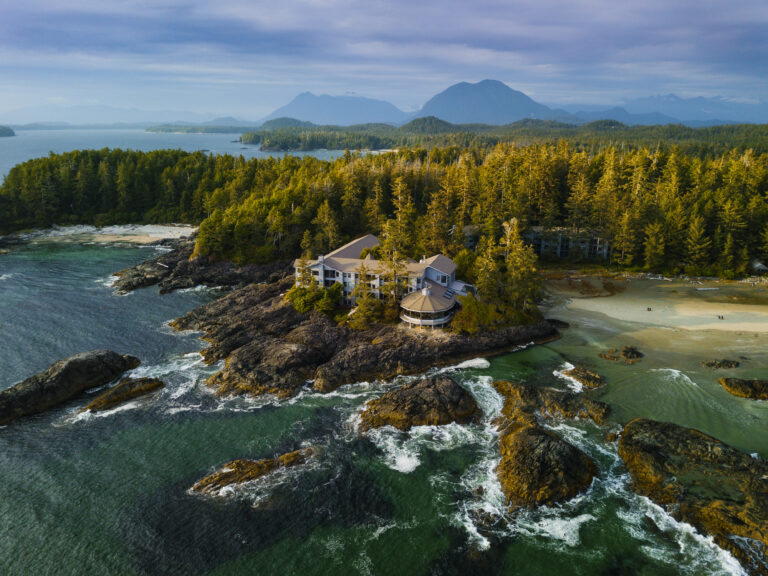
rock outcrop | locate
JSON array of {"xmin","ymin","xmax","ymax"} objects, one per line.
[
  {"xmin": 492, "ymin": 381, "xmax": 607, "ymax": 508},
  {"xmin": 719, "ymin": 378, "xmax": 768, "ymax": 400},
  {"xmin": 496, "ymin": 424, "xmax": 598, "ymax": 508},
  {"xmin": 113, "ymin": 238, "xmax": 290, "ymax": 294},
  {"xmin": 600, "ymin": 345, "xmax": 644, "ymax": 364},
  {"xmin": 0, "ymin": 350, "xmax": 140, "ymax": 425},
  {"xmin": 703, "ymin": 359, "xmax": 741, "ymax": 369},
  {"xmin": 191, "ymin": 448, "xmax": 315, "ymax": 495},
  {"xmin": 619, "ymin": 419, "xmax": 768, "ymax": 575},
  {"xmin": 563, "ymin": 366, "xmax": 605, "ymax": 389},
  {"xmin": 172, "ymin": 278, "xmax": 558, "ymax": 400},
  {"xmin": 359, "ymin": 376, "xmax": 480, "ymax": 431},
  {"xmin": 82, "ymin": 377, "xmax": 164, "ymax": 412},
  {"xmin": 493, "ymin": 380, "xmax": 610, "ymax": 426},
  {"xmin": 311, "ymin": 322, "xmax": 558, "ymax": 394}
]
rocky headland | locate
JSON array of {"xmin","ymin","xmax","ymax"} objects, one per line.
[
  {"xmin": 618, "ymin": 418, "xmax": 768, "ymax": 575},
  {"xmin": 113, "ymin": 237, "xmax": 290, "ymax": 294},
  {"xmin": 81, "ymin": 377, "xmax": 165, "ymax": 412},
  {"xmin": 191, "ymin": 447, "xmax": 316, "ymax": 495},
  {"xmin": 359, "ymin": 375, "xmax": 480, "ymax": 431},
  {"xmin": 719, "ymin": 377, "xmax": 768, "ymax": 400},
  {"xmin": 492, "ymin": 381, "xmax": 609, "ymax": 508},
  {"xmin": 170, "ymin": 278, "xmax": 558, "ymax": 400},
  {"xmin": 0, "ymin": 350, "xmax": 140, "ymax": 425}
]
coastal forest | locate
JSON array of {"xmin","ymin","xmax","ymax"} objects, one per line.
[
  {"xmin": 238, "ymin": 117, "xmax": 768, "ymax": 156},
  {"xmin": 1, "ymin": 142, "xmax": 767, "ymax": 285}
]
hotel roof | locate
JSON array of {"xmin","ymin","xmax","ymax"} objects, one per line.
[
  {"xmin": 326, "ymin": 234, "xmax": 380, "ymax": 259},
  {"xmin": 400, "ymin": 281, "xmax": 456, "ymax": 313}
]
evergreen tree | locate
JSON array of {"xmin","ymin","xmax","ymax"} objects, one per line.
[
  {"xmin": 313, "ymin": 199, "xmax": 340, "ymax": 253},
  {"xmin": 685, "ymin": 214, "xmax": 712, "ymax": 274},
  {"xmin": 643, "ymin": 221, "xmax": 666, "ymax": 272},
  {"xmin": 501, "ymin": 218, "xmax": 540, "ymax": 315}
]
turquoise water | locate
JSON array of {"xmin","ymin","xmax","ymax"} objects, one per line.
[
  {"xmin": 0, "ymin": 241, "xmax": 761, "ymax": 575},
  {"xmin": 0, "ymin": 129, "xmax": 343, "ymax": 181}
]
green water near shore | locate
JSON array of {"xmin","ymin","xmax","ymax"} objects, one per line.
[{"xmin": 0, "ymin": 240, "xmax": 764, "ymax": 575}]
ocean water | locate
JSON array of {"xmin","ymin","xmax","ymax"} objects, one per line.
[
  {"xmin": 0, "ymin": 241, "xmax": 764, "ymax": 575},
  {"xmin": 0, "ymin": 129, "xmax": 343, "ymax": 181}
]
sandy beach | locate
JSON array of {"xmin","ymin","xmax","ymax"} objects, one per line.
[{"xmin": 546, "ymin": 275, "xmax": 768, "ymax": 333}]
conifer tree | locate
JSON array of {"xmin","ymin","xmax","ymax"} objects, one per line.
[
  {"xmin": 643, "ymin": 221, "xmax": 666, "ymax": 272},
  {"xmin": 502, "ymin": 218, "xmax": 540, "ymax": 314},
  {"xmin": 685, "ymin": 214, "xmax": 712, "ymax": 273}
]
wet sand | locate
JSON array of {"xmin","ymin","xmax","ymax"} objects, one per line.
[{"xmin": 546, "ymin": 276, "xmax": 768, "ymax": 333}]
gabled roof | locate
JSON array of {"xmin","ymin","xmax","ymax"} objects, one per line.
[
  {"xmin": 326, "ymin": 235, "xmax": 380, "ymax": 259},
  {"xmin": 422, "ymin": 254, "xmax": 456, "ymax": 275}
]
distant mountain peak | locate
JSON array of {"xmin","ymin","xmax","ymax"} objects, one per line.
[
  {"xmin": 262, "ymin": 92, "xmax": 407, "ymax": 126},
  {"xmin": 414, "ymin": 79, "xmax": 573, "ymax": 125}
]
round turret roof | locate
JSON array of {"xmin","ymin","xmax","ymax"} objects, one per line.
[{"xmin": 400, "ymin": 285, "xmax": 455, "ymax": 313}]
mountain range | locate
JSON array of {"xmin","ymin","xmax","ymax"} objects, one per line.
[
  {"xmin": 257, "ymin": 80, "xmax": 768, "ymax": 127},
  {"xmin": 4, "ymin": 80, "xmax": 768, "ymax": 128}
]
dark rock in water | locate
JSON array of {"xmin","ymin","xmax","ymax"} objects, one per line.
[
  {"xmin": 619, "ymin": 419, "xmax": 768, "ymax": 575},
  {"xmin": 605, "ymin": 429, "xmax": 620, "ymax": 443},
  {"xmin": 113, "ymin": 237, "xmax": 291, "ymax": 294},
  {"xmin": 191, "ymin": 448, "xmax": 315, "ymax": 495},
  {"xmin": 494, "ymin": 380, "xmax": 610, "ymax": 426},
  {"xmin": 719, "ymin": 377, "xmax": 768, "ymax": 400},
  {"xmin": 359, "ymin": 375, "xmax": 480, "ymax": 431},
  {"xmin": 82, "ymin": 377, "xmax": 164, "ymax": 412},
  {"xmin": 563, "ymin": 366, "xmax": 606, "ymax": 388},
  {"xmin": 703, "ymin": 359, "xmax": 741, "ymax": 369},
  {"xmin": 491, "ymin": 381, "xmax": 604, "ymax": 508},
  {"xmin": 496, "ymin": 424, "xmax": 597, "ymax": 508},
  {"xmin": 172, "ymin": 277, "xmax": 558, "ymax": 400},
  {"xmin": 0, "ymin": 350, "xmax": 140, "ymax": 425},
  {"xmin": 600, "ymin": 345, "xmax": 643, "ymax": 364},
  {"xmin": 620, "ymin": 346, "xmax": 643, "ymax": 362},
  {"xmin": 546, "ymin": 318, "xmax": 570, "ymax": 329}
]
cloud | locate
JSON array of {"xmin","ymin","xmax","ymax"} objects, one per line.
[{"xmin": 0, "ymin": 0, "xmax": 767, "ymax": 117}]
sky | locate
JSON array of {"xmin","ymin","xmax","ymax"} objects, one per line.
[{"xmin": 1, "ymin": 0, "xmax": 767, "ymax": 121}]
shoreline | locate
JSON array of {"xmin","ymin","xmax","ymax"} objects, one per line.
[
  {"xmin": 544, "ymin": 274, "xmax": 768, "ymax": 333},
  {"xmin": 1, "ymin": 224, "xmax": 197, "ymax": 246}
]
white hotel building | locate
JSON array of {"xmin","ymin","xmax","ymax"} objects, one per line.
[{"xmin": 294, "ymin": 235, "xmax": 475, "ymax": 328}]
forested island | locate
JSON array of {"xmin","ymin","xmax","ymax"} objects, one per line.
[
  {"xmin": 1, "ymin": 141, "xmax": 767, "ymax": 282},
  {"xmin": 236, "ymin": 117, "xmax": 768, "ymax": 156},
  {"xmin": 0, "ymin": 125, "xmax": 15, "ymax": 137}
]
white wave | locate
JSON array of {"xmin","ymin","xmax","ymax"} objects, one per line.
[
  {"xmin": 617, "ymin": 497, "xmax": 746, "ymax": 575},
  {"xmin": 515, "ymin": 511, "xmax": 597, "ymax": 547},
  {"xmin": 177, "ymin": 285, "xmax": 220, "ymax": 293},
  {"xmin": 0, "ymin": 273, "xmax": 16, "ymax": 281},
  {"xmin": 553, "ymin": 361, "xmax": 583, "ymax": 392},
  {"xmin": 95, "ymin": 274, "xmax": 119, "ymax": 288},
  {"xmin": 461, "ymin": 375, "xmax": 504, "ymax": 420},
  {"xmin": 446, "ymin": 358, "xmax": 492, "ymax": 371},
  {"xmin": 651, "ymin": 368, "xmax": 700, "ymax": 388},
  {"xmin": 66, "ymin": 399, "xmax": 145, "ymax": 424},
  {"xmin": 366, "ymin": 427, "xmax": 422, "ymax": 473}
]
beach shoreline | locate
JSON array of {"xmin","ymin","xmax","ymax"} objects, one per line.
[
  {"xmin": 544, "ymin": 274, "xmax": 768, "ymax": 333},
  {"xmin": 2, "ymin": 224, "xmax": 197, "ymax": 246}
]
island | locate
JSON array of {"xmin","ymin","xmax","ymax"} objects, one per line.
[{"xmin": 0, "ymin": 125, "xmax": 14, "ymax": 137}]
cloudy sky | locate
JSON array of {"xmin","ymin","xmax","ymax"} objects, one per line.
[{"xmin": 1, "ymin": 0, "xmax": 767, "ymax": 120}]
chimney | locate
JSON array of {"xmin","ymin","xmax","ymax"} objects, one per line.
[
  {"xmin": 318, "ymin": 254, "xmax": 324, "ymax": 264},
  {"xmin": 422, "ymin": 285, "xmax": 431, "ymax": 296}
]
